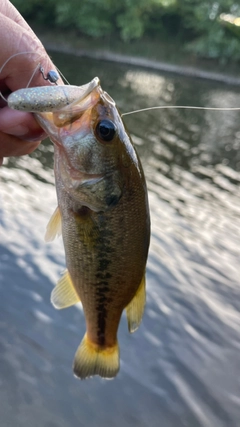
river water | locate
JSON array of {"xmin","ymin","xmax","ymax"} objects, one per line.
[{"xmin": 1, "ymin": 52, "xmax": 240, "ymax": 427}]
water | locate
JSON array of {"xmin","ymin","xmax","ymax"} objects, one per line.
[{"xmin": 1, "ymin": 52, "xmax": 240, "ymax": 427}]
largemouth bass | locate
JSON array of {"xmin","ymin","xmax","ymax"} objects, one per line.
[{"xmin": 8, "ymin": 78, "xmax": 150, "ymax": 379}]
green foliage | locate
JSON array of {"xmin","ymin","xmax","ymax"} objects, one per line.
[
  {"xmin": 11, "ymin": 0, "xmax": 240, "ymax": 62},
  {"xmin": 11, "ymin": 0, "xmax": 56, "ymax": 24},
  {"xmin": 11, "ymin": 0, "xmax": 178, "ymax": 41},
  {"xmin": 54, "ymin": 0, "xmax": 114, "ymax": 37},
  {"xmin": 178, "ymin": 1, "xmax": 240, "ymax": 60},
  {"xmin": 53, "ymin": 0, "xmax": 161, "ymax": 41}
]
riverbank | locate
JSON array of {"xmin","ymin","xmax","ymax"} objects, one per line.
[{"xmin": 33, "ymin": 25, "xmax": 240, "ymax": 86}]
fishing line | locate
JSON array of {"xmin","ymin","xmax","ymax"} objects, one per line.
[
  {"xmin": 27, "ymin": 62, "xmax": 41, "ymax": 87},
  {"xmin": 122, "ymin": 105, "xmax": 240, "ymax": 116},
  {"xmin": 55, "ymin": 65, "xmax": 71, "ymax": 86},
  {"xmin": 0, "ymin": 91, "xmax": 7, "ymax": 103},
  {"xmin": 0, "ymin": 50, "xmax": 39, "ymax": 76},
  {"xmin": 1, "ymin": 51, "xmax": 240, "ymax": 114},
  {"xmin": 0, "ymin": 51, "xmax": 43, "ymax": 102},
  {"xmin": 0, "ymin": 50, "xmax": 64, "ymax": 102}
]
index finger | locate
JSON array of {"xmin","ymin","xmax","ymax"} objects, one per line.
[
  {"xmin": 1, "ymin": 0, "xmax": 37, "ymax": 34},
  {"xmin": 0, "ymin": 14, "xmax": 63, "ymax": 92}
]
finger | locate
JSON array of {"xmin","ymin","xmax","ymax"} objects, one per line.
[
  {"xmin": 0, "ymin": 106, "xmax": 46, "ymax": 141},
  {"xmin": 0, "ymin": 14, "xmax": 63, "ymax": 91},
  {"xmin": 1, "ymin": 0, "xmax": 36, "ymax": 34},
  {"xmin": 0, "ymin": 132, "xmax": 41, "ymax": 158}
]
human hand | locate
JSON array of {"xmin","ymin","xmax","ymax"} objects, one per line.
[{"xmin": 0, "ymin": 0, "xmax": 62, "ymax": 166}]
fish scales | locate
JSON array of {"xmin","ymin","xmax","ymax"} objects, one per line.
[
  {"xmin": 8, "ymin": 77, "xmax": 150, "ymax": 379},
  {"xmin": 57, "ymin": 159, "xmax": 148, "ymax": 348}
]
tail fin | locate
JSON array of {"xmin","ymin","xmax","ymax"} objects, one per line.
[{"xmin": 73, "ymin": 334, "xmax": 119, "ymax": 380}]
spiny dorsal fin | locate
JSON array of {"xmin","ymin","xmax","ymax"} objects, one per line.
[
  {"xmin": 51, "ymin": 269, "xmax": 80, "ymax": 309},
  {"xmin": 126, "ymin": 274, "xmax": 146, "ymax": 333},
  {"xmin": 73, "ymin": 334, "xmax": 119, "ymax": 379},
  {"xmin": 45, "ymin": 206, "xmax": 62, "ymax": 242}
]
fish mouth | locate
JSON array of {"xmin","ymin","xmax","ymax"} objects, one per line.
[
  {"xmin": 58, "ymin": 77, "xmax": 101, "ymax": 111},
  {"xmin": 51, "ymin": 79, "xmax": 103, "ymax": 128},
  {"xmin": 72, "ymin": 77, "xmax": 100, "ymax": 104}
]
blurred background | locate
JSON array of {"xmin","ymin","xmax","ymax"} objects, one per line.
[
  {"xmin": 1, "ymin": 1, "xmax": 240, "ymax": 427},
  {"xmin": 10, "ymin": 0, "xmax": 240, "ymax": 71}
]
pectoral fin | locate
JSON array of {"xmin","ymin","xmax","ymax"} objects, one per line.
[
  {"xmin": 74, "ymin": 209, "xmax": 99, "ymax": 248},
  {"xmin": 126, "ymin": 275, "xmax": 146, "ymax": 333},
  {"xmin": 51, "ymin": 269, "xmax": 80, "ymax": 309},
  {"xmin": 45, "ymin": 206, "xmax": 62, "ymax": 242}
]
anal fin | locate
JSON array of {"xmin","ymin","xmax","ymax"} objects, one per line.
[
  {"xmin": 51, "ymin": 269, "xmax": 80, "ymax": 309},
  {"xmin": 126, "ymin": 274, "xmax": 146, "ymax": 333},
  {"xmin": 45, "ymin": 206, "xmax": 62, "ymax": 242}
]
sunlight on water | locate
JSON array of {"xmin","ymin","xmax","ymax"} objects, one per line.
[
  {"xmin": 121, "ymin": 70, "xmax": 168, "ymax": 99},
  {"xmin": 0, "ymin": 158, "xmax": 64, "ymax": 286},
  {"xmin": 0, "ymin": 53, "xmax": 240, "ymax": 427}
]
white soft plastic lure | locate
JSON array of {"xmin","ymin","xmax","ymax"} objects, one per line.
[{"xmin": 8, "ymin": 77, "xmax": 100, "ymax": 113}]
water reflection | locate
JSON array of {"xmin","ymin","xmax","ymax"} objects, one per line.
[
  {"xmin": 1, "ymin": 52, "xmax": 240, "ymax": 427},
  {"xmin": 121, "ymin": 70, "xmax": 168, "ymax": 100}
]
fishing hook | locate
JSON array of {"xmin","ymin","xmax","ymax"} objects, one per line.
[{"xmin": 40, "ymin": 66, "xmax": 59, "ymax": 85}]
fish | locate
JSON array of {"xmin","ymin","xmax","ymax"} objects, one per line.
[{"xmin": 8, "ymin": 77, "xmax": 150, "ymax": 379}]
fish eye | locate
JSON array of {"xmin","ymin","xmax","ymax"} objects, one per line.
[{"xmin": 96, "ymin": 120, "xmax": 116, "ymax": 142}]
